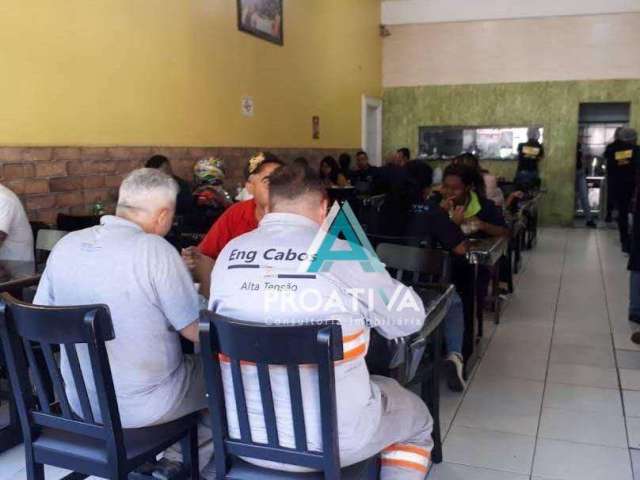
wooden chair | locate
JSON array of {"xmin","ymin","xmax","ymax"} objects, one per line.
[
  {"xmin": 198, "ymin": 311, "xmax": 379, "ymax": 479},
  {"xmin": 375, "ymin": 243, "xmax": 451, "ymax": 464},
  {"xmin": 56, "ymin": 214, "xmax": 100, "ymax": 232},
  {"xmin": 0, "ymin": 293, "xmax": 199, "ymax": 480}
]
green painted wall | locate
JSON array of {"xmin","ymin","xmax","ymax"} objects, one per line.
[{"xmin": 383, "ymin": 80, "xmax": 640, "ymax": 225}]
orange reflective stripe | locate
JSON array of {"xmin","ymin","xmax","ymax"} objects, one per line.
[
  {"xmin": 342, "ymin": 329, "xmax": 365, "ymax": 342},
  {"xmin": 381, "ymin": 459, "xmax": 429, "ymax": 474},
  {"xmin": 218, "ymin": 353, "xmax": 256, "ymax": 367},
  {"xmin": 341, "ymin": 343, "xmax": 367, "ymax": 362},
  {"xmin": 383, "ymin": 443, "xmax": 431, "ymax": 458}
]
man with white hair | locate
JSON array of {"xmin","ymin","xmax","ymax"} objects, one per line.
[{"xmin": 34, "ymin": 168, "xmax": 206, "ymax": 428}]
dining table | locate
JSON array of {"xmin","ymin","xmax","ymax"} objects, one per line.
[{"xmin": 456, "ymin": 236, "xmax": 510, "ymax": 377}]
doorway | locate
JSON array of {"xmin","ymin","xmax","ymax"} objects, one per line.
[
  {"xmin": 362, "ymin": 96, "xmax": 382, "ymax": 166},
  {"xmin": 576, "ymin": 102, "xmax": 630, "ymax": 220}
]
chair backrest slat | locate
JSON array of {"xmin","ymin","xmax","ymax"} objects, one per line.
[
  {"xmin": 230, "ymin": 358, "xmax": 252, "ymax": 443},
  {"xmin": 256, "ymin": 362, "xmax": 279, "ymax": 447},
  {"xmin": 65, "ymin": 343, "xmax": 95, "ymax": 423},
  {"xmin": 199, "ymin": 311, "xmax": 344, "ymax": 477},
  {"xmin": 316, "ymin": 329, "xmax": 340, "ymax": 479},
  {"xmin": 377, "ymin": 243, "xmax": 451, "ymax": 285},
  {"xmin": 40, "ymin": 343, "xmax": 72, "ymax": 418},
  {"xmin": 286, "ymin": 364, "xmax": 308, "ymax": 451},
  {"xmin": 21, "ymin": 339, "xmax": 51, "ymax": 414},
  {"xmin": 32, "ymin": 411, "xmax": 105, "ymax": 439}
]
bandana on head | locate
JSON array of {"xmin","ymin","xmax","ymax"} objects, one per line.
[{"xmin": 248, "ymin": 152, "xmax": 266, "ymax": 177}]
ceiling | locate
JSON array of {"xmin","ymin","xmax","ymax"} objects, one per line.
[{"xmin": 381, "ymin": 0, "xmax": 640, "ymax": 25}]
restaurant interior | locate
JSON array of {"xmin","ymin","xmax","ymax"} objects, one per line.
[{"xmin": 0, "ymin": 1, "xmax": 640, "ymax": 479}]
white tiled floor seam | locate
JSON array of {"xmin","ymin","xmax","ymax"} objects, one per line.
[
  {"xmin": 528, "ymin": 229, "xmax": 568, "ymax": 478},
  {"xmin": 595, "ymin": 229, "xmax": 636, "ymax": 473}
]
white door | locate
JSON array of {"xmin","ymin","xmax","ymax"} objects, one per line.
[{"xmin": 362, "ymin": 96, "xmax": 382, "ymax": 166}]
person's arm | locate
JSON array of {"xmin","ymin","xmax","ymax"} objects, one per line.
[
  {"xmin": 476, "ymin": 220, "xmax": 509, "ymax": 237},
  {"xmin": 430, "ymin": 207, "xmax": 468, "ymax": 256},
  {"xmin": 148, "ymin": 238, "xmax": 201, "ymax": 343},
  {"xmin": 179, "ymin": 321, "xmax": 199, "ymax": 343},
  {"xmin": 0, "ymin": 200, "xmax": 14, "ymax": 250}
]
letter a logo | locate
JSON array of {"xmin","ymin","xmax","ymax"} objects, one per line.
[{"xmin": 301, "ymin": 202, "xmax": 386, "ymax": 274}]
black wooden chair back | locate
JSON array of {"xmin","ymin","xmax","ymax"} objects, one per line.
[
  {"xmin": 56, "ymin": 214, "xmax": 100, "ymax": 232},
  {"xmin": 200, "ymin": 311, "xmax": 376, "ymax": 479},
  {"xmin": 0, "ymin": 293, "xmax": 125, "ymax": 459},
  {"xmin": 376, "ymin": 243, "xmax": 450, "ymax": 285}
]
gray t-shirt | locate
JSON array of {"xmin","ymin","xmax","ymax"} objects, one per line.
[{"xmin": 34, "ymin": 215, "xmax": 199, "ymax": 428}]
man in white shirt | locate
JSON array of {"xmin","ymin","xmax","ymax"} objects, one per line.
[
  {"xmin": 0, "ymin": 183, "xmax": 34, "ymax": 262},
  {"xmin": 34, "ymin": 169, "xmax": 212, "ymax": 471},
  {"xmin": 210, "ymin": 164, "xmax": 434, "ymax": 479}
]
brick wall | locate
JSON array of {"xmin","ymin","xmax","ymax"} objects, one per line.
[{"xmin": 0, "ymin": 146, "xmax": 355, "ymax": 225}]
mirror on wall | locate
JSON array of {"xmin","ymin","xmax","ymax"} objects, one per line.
[{"xmin": 418, "ymin": 126, "xmax": 544, "ymax": 161}]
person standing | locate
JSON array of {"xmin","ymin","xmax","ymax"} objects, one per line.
[
  {"xmin": 0, "ymin": 182, "xmax": 34, "ymax": 262},
  {"xmin": 604, "ymin": 127, "xmax": 639, "ymax": 252},
  {"xmin": 576, "ymin": 143, "xmax": 597, "ymax": 228},
  {"xmin": 515, "ymin": 127, "xmax": 544, "ymax": 189},
  {"xmin": 604, "ymin": 127, "xmax": 623, "ymax": 223}
]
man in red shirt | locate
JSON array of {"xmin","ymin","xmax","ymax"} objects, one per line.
[{"xmin": 182, "ymin": 153, "xmax": 283, "ymax": 295}]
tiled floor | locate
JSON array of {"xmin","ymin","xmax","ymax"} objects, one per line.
[
  {"xmin": 0, "ymin": 227, "xmax": 638, "ymax": 480},
  {"xmin": 432, "ymin": 227, "xmax": 639, "ymax": 480}
]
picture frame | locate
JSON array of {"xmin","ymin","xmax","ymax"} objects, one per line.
[{"xmin": 237, "ymin": 0, "xmax": 283, "ymax": 46}]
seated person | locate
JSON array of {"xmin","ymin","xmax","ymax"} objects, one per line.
[
  {"xmin": 453, "ymin": 152, "xmax": 504, "ymax": 207},
  {"xmin": 33, "ymin": 168, "xmax": 211, "ymax": 467},
  {"xmin": 338, "ymin": 152, "xmax": 352, "ymax": 179},
  {"xmin": 182, "ymin": 153, "xmax": 283, "ymax": 296},
  {"xmin": 145, "ymin": 154, "xmax": 194, "ymax": 216},
  {"xmin": 406, "ymin": 183, "xmax": 468, "ymax": 392},
  {"xmin": 0, "ymin": 182, "xmax": 34, "ymax": 262},
  {"xmin": 210, "ymin": 164, "xmax": 434, "ymax": 479},
  {"xmin": 440, "ymin": 164, "xmax": 509, "ymax": 238},
  {"xmin": 350, "ymin": 150, "xmax": 379, "ymax": 194},
  {"xmin": 319, "ymin": 155, "xmax": 350, "ymax": 187}
]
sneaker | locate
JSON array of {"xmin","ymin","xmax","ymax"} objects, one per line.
[
  {"xmin": 632, "ymin": 332, "xmax": 640, "ymax": 345},
  {"xmin": 444, "ymin": 353, "xmax": 466, "ymax": 392},
  {"xmin": 586, "ymin": 220, "xmax": 597, "ymax": 228}
]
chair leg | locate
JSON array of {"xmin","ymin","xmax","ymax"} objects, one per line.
[
  {"xmin": 181, "ymin": 426, "xmax": 200, "ymax": 480},
  {"xmin": 26, "ymin": 461, "xmax": 44, "ymax": 480},
  {"xmin": 425, "ymin": 325, "xmax": 443, "ymax": 464}
]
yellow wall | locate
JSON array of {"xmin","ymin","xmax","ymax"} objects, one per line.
[{"xmin": 0, "ymin": 1, "xmax": 381, "ymax": 147}]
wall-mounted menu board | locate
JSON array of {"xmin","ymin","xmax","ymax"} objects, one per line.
[{"xmin": 418, "ymin": 126, "xmax": 544, "ymax": 161}]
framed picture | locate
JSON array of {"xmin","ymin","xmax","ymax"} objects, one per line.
[{"xmin": 237, "ymin": 0, "xmax": 283, "ymax": 46}]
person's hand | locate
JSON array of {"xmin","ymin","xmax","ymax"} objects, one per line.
[
  {"xmin": 440, "ymin": 195, "xmax": 455, "ymax": 213},
  {"xmin": 181, "ymin": 246, "xmax": 201, "ymax": 271},
  {"xmin": 451, "ymin": 206, "xmax": 465, "ymax": 226}
]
